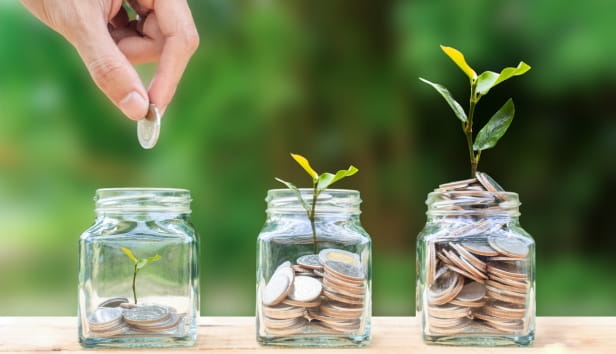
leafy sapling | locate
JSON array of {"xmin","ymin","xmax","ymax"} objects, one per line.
[
  {"xmin": 420, "ymin": 45, "xmax": 531, "ymax": 177},
  {"xmin": 121, "ymin": 247, "xmax": 161, "ymax": 304},
  {"xmin": 276, "ymin": 153, "xmax": 358, "ymax": 254}
]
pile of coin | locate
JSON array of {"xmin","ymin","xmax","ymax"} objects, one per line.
[
  {"xmin": 260, "ymin": 248, "xmax": 367, "ymax": 336},
  {"xmin": 86, "ymin": 298, "xmax": 183, "ymax": 337},
  {"xmin": 424, "ymin": 172, "xmax": 531, "ymax": 335}
]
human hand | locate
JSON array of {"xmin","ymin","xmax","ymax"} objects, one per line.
[{"xmin": 21, "ymin": 0, "xmax": 199, "ymax": 120}]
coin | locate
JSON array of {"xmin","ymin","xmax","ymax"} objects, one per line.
[
  {"xmin": 262, "ymin": 266, "xmax": 294, "ymax": 306},
  {"xmin": 450, "ymin": 243, "xmax": 486, "ymax": 270},
  {"xmin": 99, "ymin": 297, "xmax": 130, "ymax": 308},
  {"xmin": 262, "ymin": 304, "xmax": 305, "ymax": 319},
  {"xmin": 488, "ymin": 236, "xmax": 529, "ymax": 258},
  {"xmin": 297, "ymin": 254, "xmax": 323, "ymax": 270},
  {"xmin": 137, "ymin": 103, "xmax": 161, "ymax": 149},
  {"xmin": 265, "ymin": 318, "xmax": 308, "ymax": 335},
  {"xmin": 319, "ymin": 249, "xmax": 361, "ymax": 267},
  {"xmin": 323, "ymin": 261, "xmax": 364, "ymax": 281},
  {"xmin": 455, "ymin": 281, "xmax": 486, "ymax": 302},
  {"xmin": 88, "ymin": 307, "xmax": 123, "ymax": 329},
  {"xmin": 439, "ymin": 178, "xmax": 478, "ymax": 190},
  {"xmin": 476, "ymin": 171, "xmax": 508, "ymax": 200},
  {"xmin": 426, "ymin": 242, "xmax": 436, "ymax": 286},
  {"xmin": 288, "ymin": 276, "xmax": 322, "ymax": 302},
  {"xmin": 282, "ymin": 298, "xmax": 321, "ymax": 308},
  {"xmin": 427, "ymin": 304, "xmax": 470, "ymax": 319},
  {"xmin": 123, "ymin": 304, "xmax": 169, "ymax": 324},
  {"xmin": 428, "ymin": 271, "xmax": 464, "ymax": 305},
  {"xmin": 461, "ymin": 241, "xmax": 499, "ymax": 257}
]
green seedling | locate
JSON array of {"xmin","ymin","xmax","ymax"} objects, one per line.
[
  {"xmin": 276, "ymin": 153, "xmax": 358, "ymax": 254},
  {"xmin": 121, "ymin": 247, "xmax": 161, "ymax": 304},
  {"xmin": 420, "ymin": 45, "xmax": 531, "ymax": 176}
]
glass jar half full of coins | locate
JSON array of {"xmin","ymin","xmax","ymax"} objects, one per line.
[
  {"xmin": 78, "ymin": 188, "xmax": 199, "ymax": 348},
  {"xmin": 416, "ymin": 172, "xmax": 535, "ymax": 346},
  {"xmin": 256, "ymin": 189, "xmax": 372, "ymax": 347}
]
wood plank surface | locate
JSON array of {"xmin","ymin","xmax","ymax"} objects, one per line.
[{"xmin": 0, "ymin": 317, "xmax": 614, "ymax": 353}]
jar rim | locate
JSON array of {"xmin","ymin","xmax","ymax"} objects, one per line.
[
  {"xmin": 265, "ymin": 188, "xmax": 362, "ymax": 215},
  {"xmin": 96, "ymin": 187, "xmax": 190, "ymax": 193},
  {"xmin": 267, "ymin": 188, "xmax": 360, "ymax": 193},
  {"xmin": 95, "ymin": 188, "xmax": 192, "ymax": 213}
]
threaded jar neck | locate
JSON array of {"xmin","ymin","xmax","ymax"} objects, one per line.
[
  {"xmin": 426, "ymin": 191, "xmax": 521, "ymax": 219},
  {"xmin": 265, "ymin": 189, "xmax": 362, "ymax": 215},
  {"xmin": 95, "ymin": 188, "xmax": 192, "ymax": 214}
]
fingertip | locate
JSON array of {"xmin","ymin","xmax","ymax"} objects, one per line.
[{"xmin": 119, "ymin": 91, "xmax": 149, "ymax": 120}]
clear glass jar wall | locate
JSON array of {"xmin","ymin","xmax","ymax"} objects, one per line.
[
  {"xmin": 256, "ymin": 189, "xmax": 372, "ymax": 347},
  {"xmin": 417, "ymin": 190, "xmax": 535, "ymax": 346},
  {"xmin": 78, "ymin": 188, "xmax": 199, "ymax": 348}
]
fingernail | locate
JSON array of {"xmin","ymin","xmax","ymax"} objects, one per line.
[{"xmin": 119, "ymin": 91, "xmax": 148, "ymax": 120}]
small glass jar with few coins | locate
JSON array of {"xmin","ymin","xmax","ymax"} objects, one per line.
[
  {"xmin": 78, "ymin": 188, "xmax": 199, "ymax": 348},
  {"xmin": 416, "ymin": 172, "xmax": 535, "ymax": 346},
  {"xmin": 256, "ymin": 189, "xmax": 372, "ymax": 347}
]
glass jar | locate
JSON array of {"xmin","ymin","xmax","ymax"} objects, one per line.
[
  {"xmin": 416, "ymin": 187, "xmax": 535, "ymax": 346},
  {"xmin": 256, "ymin": 189, "xmax": 372, "ymax": 347},
  {"xmin": 78, "ymin": 188, "xmax": 199, "ymax": 348}
]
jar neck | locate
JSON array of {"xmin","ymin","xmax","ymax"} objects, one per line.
[
  {"xmin": 265, "ymin": 188, "xmax": 362, "ymax": 218},
  {"xmin": 94, "ymin": 188, "xmax": 192, "ymax": 216},
  {"xmin": 426, "ymin": 191, "xmax": 521, "ymax": 222}
]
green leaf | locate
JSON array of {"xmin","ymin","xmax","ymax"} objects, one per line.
[
  {"xmin": 290, "ymin": 153, "xmax": 318, "ymax": 182},
  {"xmin": 419, "ymin": 78, "xmax": 467, "ymax": 123},
  {"xmin": 316, "ymin": 165, "xmax": 359, "ymax": 191},
  {"xmin": 440, "ymin": 45, "xmax": 477, "ymax": 81},
  {"xmin": 476, "ymin": 62, "xmax": 531, "ymax": 96},
  {"xmin": 473, "ymin": 99, "xmax": 515, "ymax": 151},
  {"xmin": 275, "ymin": 177, "xmax": 310, "ymax": 213},
  {"xmin": 136, "ymin": 254, "xmax": 161, "ymax": 270},
  {"xmin": 121, "ymin": 247, "xmax": 138, "ymax": 264}
]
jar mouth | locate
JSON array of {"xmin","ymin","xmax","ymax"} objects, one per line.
[
  {"xmin": 95, "ymin": 188, "xmax": 192, "ymax": 213},
  {"xmin": 266, "ymin": 188, "xmax": 362, "ymax": 215},
  {"xmin": 426, "ymin": 191, "xmax": 520, "ymax": 217}
]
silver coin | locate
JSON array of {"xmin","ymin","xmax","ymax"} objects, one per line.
[
  {"xmin": 262, "ymin": 266, "xmax": 294, "ymax": 306},
  {"xmin": 88, "ymin": 307, "xmax": 123, "ymax": 327},
  {"xmin": 288, "ymin": 276, "xmax": 322, "ymax": 302},
  {"xmin": 324, "ymin": 260, "xmax": 364, "ymax": 281},
  {"xmin": 476, "ymin": 171, "xmax": 508, "ymax": 200},
  {"xmin": 123, "ymin": 304, "xmax": 169, "ymax": 324},
  {"xmin": 319, "ymin": 248, "xmax": 360, "ymax": 267},
  {"xmin": 137, "ymin": 103, "xmax": 161, "ymax": 149},
  {"xmin": 99, "ymin": 297, "xmax": 129, "ymax": 308},
  {"xmin": 297, "ymin": 254, "xmax": 322, "ymax": 269},
  {"xmin": 488, "ymin": 236, "xmax": 529, "ymax": 258}
]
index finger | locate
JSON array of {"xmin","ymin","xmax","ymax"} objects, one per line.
[{"xmin": 148, "ymin": 0, "xmax": 200, "ymax": 114}]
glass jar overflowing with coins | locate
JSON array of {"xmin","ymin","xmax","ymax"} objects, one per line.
[
  {"xmin": 256, "ymin": 189, "xmax": 372, "ymax": 347},
  {"xmin": 416, "ymin": 172, "xmax": 535, "ymax": 346},
  {"xmin": 78, "ymin": 188, "xmax": 199, "ymax": 348}
]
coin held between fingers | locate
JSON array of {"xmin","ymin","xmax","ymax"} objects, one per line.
[{"xmin": 137, "ymin": 104, "xmax": 161, "ymax": 149}]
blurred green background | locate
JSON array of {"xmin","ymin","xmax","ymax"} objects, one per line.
[{"xmin": 1, "ymin": 0, "xmax": 615, "ymax": 316}]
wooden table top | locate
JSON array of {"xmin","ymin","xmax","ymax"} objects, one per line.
[{"xmin": 0, "ymin": 316, "xmax": 614, "ymax": 353}]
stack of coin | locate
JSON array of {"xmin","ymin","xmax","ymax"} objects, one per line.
[
  {"xmin": 86, "ymin": 297, "xmax": 182, "ymax": 337},
  {"xmin": 123, "ymin": 304, "xmax": 183, "ymax": 333},
  {"xmin": 88, "ymin": 307, "xmax": 129, "ymax": 337},
  {"xmin": 423, "ymin": 172, "xmax": 531, "ymax": 336},
  {"xmin": 260, "ymin": 248, "xmax": 367, "ymax": 336}
]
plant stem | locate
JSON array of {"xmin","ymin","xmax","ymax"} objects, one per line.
[
  {"xmin": 466, "ymin": 82, "xmax": 479, "ymax": 177},
  {"xmin": 132, "ymin": 264, "xmax": 138, "ymax": 304},
  {"xmin": 309, "ymin": 183, "xmax": 319, "ymax": 254}
]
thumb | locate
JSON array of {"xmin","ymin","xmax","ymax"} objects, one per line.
[{"xmin": 71, "ymin": 25, "xmax": 149, "ymax": 120}]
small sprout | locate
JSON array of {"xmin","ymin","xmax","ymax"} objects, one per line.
[
  {"xmin": 276, "ymin": 153, "xmax": 358, "ymax": 253},
  {"xmin": 121, "ymin": 247, "xmax": 161, "ymax": 304},
  {"xmin": 420, "ymin": 45, "xmax": 531, "ymax": 176}
]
